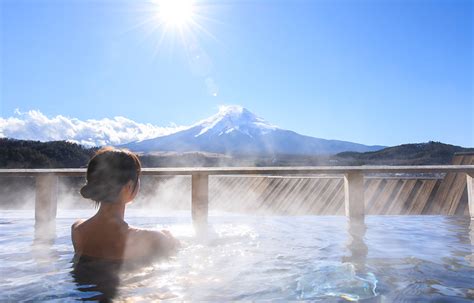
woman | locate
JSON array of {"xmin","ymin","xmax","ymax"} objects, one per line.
[{"xmin": 71, "ymin": 147, "xmax": 179, "ymax": 261}]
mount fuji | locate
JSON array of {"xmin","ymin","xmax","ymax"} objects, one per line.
[{"xmin": 122, "ymin": 106, "xmax": 385, "ymax": 155}]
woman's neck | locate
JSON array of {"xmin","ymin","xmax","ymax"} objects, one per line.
[{"xmin": 96, "ymin": 202, "xmax": 126, "ymax": 222}]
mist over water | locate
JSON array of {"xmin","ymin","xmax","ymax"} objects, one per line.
[{"xmin": 1, "ymin": 211, "xmax": 473, "ymax": 301}]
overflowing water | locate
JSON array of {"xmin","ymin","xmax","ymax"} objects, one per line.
[{"xmin": 0, "ymin": 210, "xmax": 473, "ymax": 301}]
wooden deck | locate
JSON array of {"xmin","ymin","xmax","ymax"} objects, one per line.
[{"xmin": 146, "ymin": 174, "xmax": 466, "ymax": 216}]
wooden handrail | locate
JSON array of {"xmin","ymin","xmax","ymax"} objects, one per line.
[
  {"xmin": 1, "ymin": 165, "xmax": 474, "ymax": 176},
  {"xmin": 2, "ymin": 165, "xmax": 473, "ymax": 225}
]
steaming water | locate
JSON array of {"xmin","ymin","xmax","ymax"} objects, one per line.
[{"xmin": 1, "ymin": 210, "xmax": 473, "ymax": 301}]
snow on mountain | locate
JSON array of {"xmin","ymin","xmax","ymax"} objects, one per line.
[
  {"xmin": 194, "ymin": 105, "xmax": 278, "ymax": 138},
  {"xmin": 122, "ymin": 105, "xmax": 385, "ymax": 155}
]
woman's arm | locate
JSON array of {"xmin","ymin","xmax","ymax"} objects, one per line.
[
  {"xmin": 157, "ymin": 230, "xmax": 181, "ymax": 251},
  {"xmin": 146, "ymin": 230, "xmax": 180, "ymax": 256},
  {"xmin": 127, "ymin": 228, "xmax": 180, "ymax": 259}
]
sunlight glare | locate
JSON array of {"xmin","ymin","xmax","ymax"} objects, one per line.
[{"xmin": 156, "ymin": 0, "xmax": 195, "ymax": 27}]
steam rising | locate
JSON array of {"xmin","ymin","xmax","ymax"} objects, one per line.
[{"xmin": 2, "ymin": 174, "xmax": 473, "ymax": 301}]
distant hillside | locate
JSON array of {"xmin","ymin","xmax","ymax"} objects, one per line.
[
  {"xmin": 334, "ymin": 141, "xmax": 474, "ymax": 165},
  {"xmin": 0, "ymin": 138, "xmax": 97, "ymax": 168},
  {"xmin": 0, "ymin": 139, "xmax": 472, "ymax": 168}
]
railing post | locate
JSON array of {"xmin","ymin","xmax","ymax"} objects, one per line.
[
  {"xmin": 344, "ymin": 172, "xmax": 365, "ymax": 220},
  {"xmin": 467, "ymin": 173, "xmax": 474, "ymax": 220},
  {"xmin": 192, "ymin": 173, "xmax": 209, "ymax": 227},
  {"xmin": 35, "ymin": 174, "xmax": 58, "ymax": 229}
]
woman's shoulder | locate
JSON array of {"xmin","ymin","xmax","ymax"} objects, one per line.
[
  {"xmin": 71, "ymin": 219, "xmax": 86, "ymax": 231},
  {"xmin": 71, "ymin": 218, "xmax": 92, "ymax": 238},
  {"xmin": 71, "ymin": 219, "xmax": 87, "ymax": 252}
]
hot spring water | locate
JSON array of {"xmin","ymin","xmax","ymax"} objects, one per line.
[{"xmin": 0, "ymin": 210, "xmax": 473, "ymax": 301}]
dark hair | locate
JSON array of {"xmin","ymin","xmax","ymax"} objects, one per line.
[{"xmin": 80, "ymin": 147, "xmax": 141, "ymax": 204}]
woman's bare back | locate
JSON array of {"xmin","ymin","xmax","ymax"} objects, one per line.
[{"xmin": 72, "ymin": 218, "xmax": 177, "ymax": 261}]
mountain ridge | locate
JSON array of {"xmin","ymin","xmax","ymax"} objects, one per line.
[{"xmin": 123, "ymin": 105, "xmax": 385, "ymax": 155}]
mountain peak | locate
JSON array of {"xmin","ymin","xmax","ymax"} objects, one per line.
[
  {"xmin": 194, "ymin": 105, "xmax": 278, "ymax": 137},
  {"xmin": 217, "ymin": 105, "xmax": 247, "ymax": 115}
]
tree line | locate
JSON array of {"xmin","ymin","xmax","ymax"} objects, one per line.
[{"xmin": 0, "ymin": 138, "xmax": 472, "ymax": 168}]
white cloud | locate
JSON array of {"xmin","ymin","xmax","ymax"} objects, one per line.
[{"xmin": 0, "ymin": 109, "xmax": 188, "ymax": 147}]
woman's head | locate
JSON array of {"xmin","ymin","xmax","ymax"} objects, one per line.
[{"xmin": 80, "ymin": 147, "xmax": 141, "ymax": 204}]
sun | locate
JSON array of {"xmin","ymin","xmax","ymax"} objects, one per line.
[
  {"xmin": 140, "ymin": 0, "xmax": 220, "ymax": 98},
  {"xmin": 155, "ymin": 0, "xmax": 195, "ymax": 27}
]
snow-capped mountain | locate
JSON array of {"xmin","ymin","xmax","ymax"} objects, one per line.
[
  {"xmin": 122, "ymin": 105, "xmax": 385, "ymax": 155},
  {"xmin": 193, "ymin": 105, "xmax": 278, "ymax": 138}
]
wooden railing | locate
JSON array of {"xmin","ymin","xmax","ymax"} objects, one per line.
[{"xmin": 1, "ymin": 165, "xmax": 474, "ymax": 227}]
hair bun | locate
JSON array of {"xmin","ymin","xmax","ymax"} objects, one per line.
[
  {"xmin": 80, "ymin": 184, "xmax": 93, "ymax": 199},
  {"xmin": 81, "ymin": 147, "xmax": 141, "ymax": 203}
]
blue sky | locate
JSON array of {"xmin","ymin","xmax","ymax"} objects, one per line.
[{"xmin": 1, "ymin": 0, "xmax": 473, "ymax": 147}]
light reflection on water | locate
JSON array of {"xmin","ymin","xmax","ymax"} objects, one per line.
[{"xmin": 0, "ymin": 210, "xmax": 473, "ymax": 301}]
